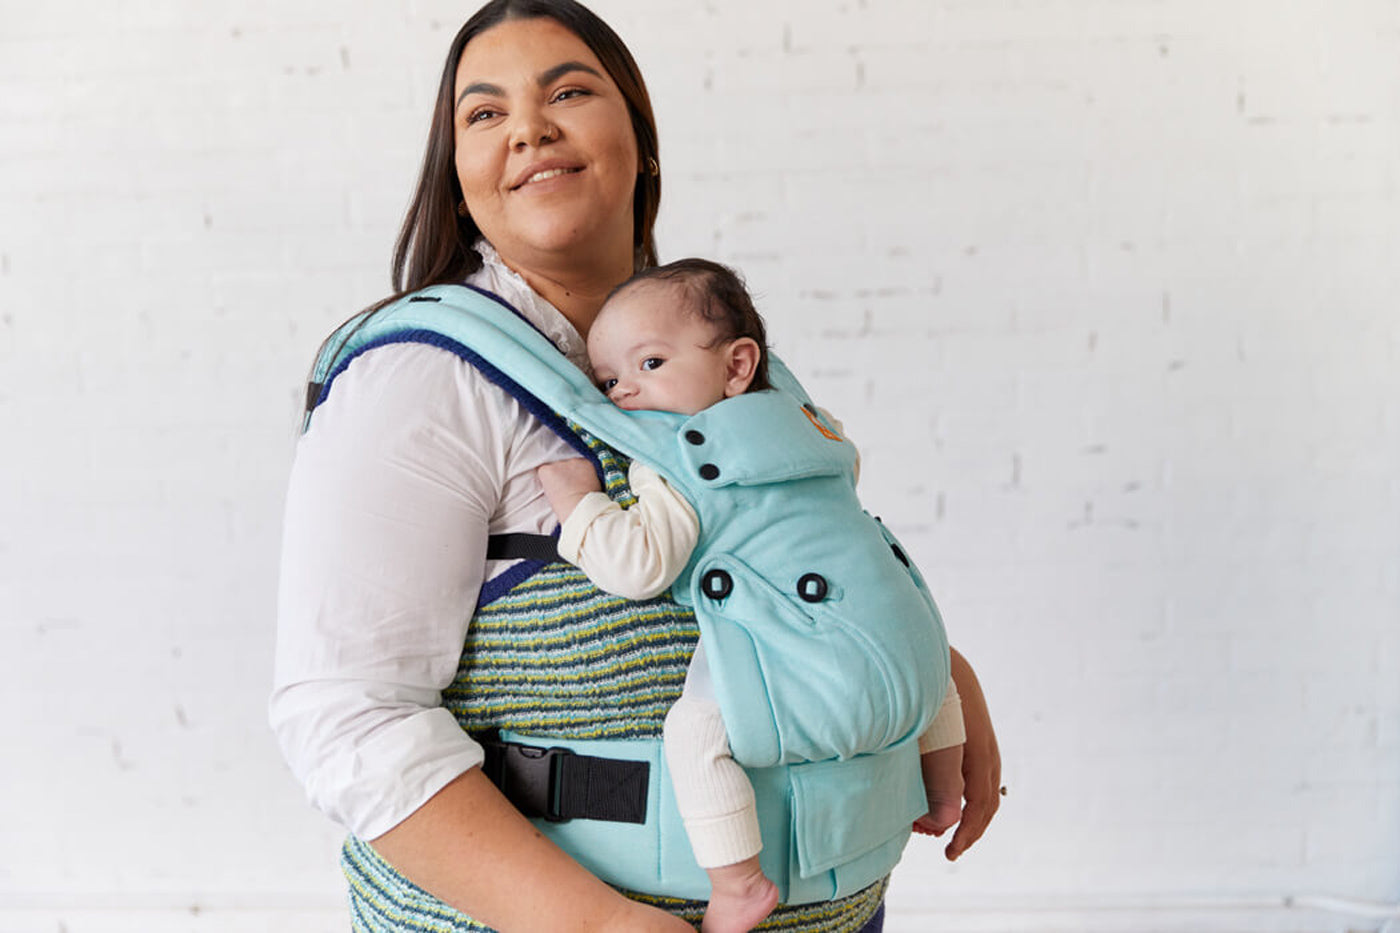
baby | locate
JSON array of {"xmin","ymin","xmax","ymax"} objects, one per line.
[{"xmin": 537, "ymin": 258, "xmax": 965, "ymax": 933}]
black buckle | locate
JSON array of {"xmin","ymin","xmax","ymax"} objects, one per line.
[
  {"xmin": 483, "ymin": 737, "xmax": 573, "ymax": 822},
  {"xmin": 476, "ymin": 731, "xmax": 649, "ymax": 825}
]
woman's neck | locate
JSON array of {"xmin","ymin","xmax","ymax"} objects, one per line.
[{"xmin": 503, "ymin": 251, "xmax": 635, "ymax": 340}]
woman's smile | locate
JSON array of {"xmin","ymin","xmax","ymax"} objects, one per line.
[{"xmin": 510, "ymin": 159, "xmax": 585, "ymax": 191}]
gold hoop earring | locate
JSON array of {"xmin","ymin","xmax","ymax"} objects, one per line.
[
  {"xmin": 645, "ymin": 157, "xmax": 659, "ymax": 177},
  {"xmin": 457, "ymin": 201, "xmax": 470, "ymax": 218}
]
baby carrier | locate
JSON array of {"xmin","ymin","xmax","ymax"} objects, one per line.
[{"xmin": 304, "ymin": 283, "xmax": 952, "ymax": 904}]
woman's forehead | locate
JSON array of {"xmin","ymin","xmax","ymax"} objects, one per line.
[{"xmin": 455, "ymin": 17, "xmax": 606, "ymax": 91}]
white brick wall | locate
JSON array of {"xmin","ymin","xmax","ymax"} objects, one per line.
[{"xmin": 2, "ymin": 0, "xmax": 1396, "ymax": 930}]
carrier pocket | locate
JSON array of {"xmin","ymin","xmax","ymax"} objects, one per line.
[{"xmin": 789, "ymin": 741, "xmax": 925, "ymax": 881}]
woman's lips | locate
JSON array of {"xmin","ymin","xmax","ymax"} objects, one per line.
[{"xmin": 511, "ymin": 162, "xmax": 583, "ymax": 190}]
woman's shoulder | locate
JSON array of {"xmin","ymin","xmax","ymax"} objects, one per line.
[{"xmin": 311, "ymin": 338, "xmax": 546, "ymax": 450}]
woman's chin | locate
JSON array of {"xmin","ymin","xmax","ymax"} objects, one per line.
[{"xmin": 496, "ymin": 220, "xmax": 627, "ymax": 267}]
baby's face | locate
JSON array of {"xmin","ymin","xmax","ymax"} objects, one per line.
[{"xmin": 587, "ymin": 280, "xmax": 736, "ymax": 415}]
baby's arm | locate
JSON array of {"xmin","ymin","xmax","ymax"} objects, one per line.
[
  {"xmin": 914, "ymin": 677, "xmax": 967, "ymax": 837},
  {"xmin": 537, "ymin": 459, "xmax": 700, "ymax": 601}
]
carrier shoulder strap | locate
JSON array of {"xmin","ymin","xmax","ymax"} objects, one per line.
[{"xmin": 303, "ymin": 284, "xmax": 817, "ymax": 495}]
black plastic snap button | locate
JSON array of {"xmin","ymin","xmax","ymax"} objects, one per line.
[
  {"xmin": 685, "ymin": 430, "xmax": 706, "ymax": 445},
  {"xmin": 699, "ymin": 463, "xmax": 720, "ymax": 481},
  {"xmin": 701, "ymin": 569, "xmax": 733, "ymax": 600},
  {"xmin": 797, "ymin": 573, "xmax": 828, "ymax": 603},
  {"xmin": 890, "ymin": 544, "xmax": 909, "ymax": 567}
]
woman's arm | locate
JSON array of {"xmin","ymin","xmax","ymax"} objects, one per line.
[
  {"xmin": 272, "ymin": 345, "xmax": 500, "ymax": 836},
  {"xmin": 943, "ymin": 647, "xmax": 1002, "ymax": 860},
  {"xmin": 371, "ymin": 769, "xmax": 690, "ymax": 931},
  {"xmin": 274, "ymin": 346, "xmax": 686, "ymax": 927}
]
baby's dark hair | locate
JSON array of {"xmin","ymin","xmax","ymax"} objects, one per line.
[{"xmin": 614, "ymin": 257, "xmax": 771, "ymax": 392}]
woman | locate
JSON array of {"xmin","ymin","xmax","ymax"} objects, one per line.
[{"xmin": 272, "ymin": 1, "xmax": 1001, "ymax": 929}]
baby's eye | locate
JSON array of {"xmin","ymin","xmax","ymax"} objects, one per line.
[
  {"xmin": 641, "ymin": 357, "xmax": 664, "ymax": 371},
  {"xmin": 599, "ymin": 378, "xmax": 618, "ymax": 392}
]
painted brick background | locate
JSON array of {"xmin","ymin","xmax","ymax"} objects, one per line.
[{"xmin": 1, "ymin": 0, "xmax": 1396, "ymax": 930}]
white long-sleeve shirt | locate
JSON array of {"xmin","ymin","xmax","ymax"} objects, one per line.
[{"xmin": 270, "ymin": 244, "xmax": 582, "ymax": 839}]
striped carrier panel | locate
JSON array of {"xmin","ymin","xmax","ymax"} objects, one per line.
[{"xmin": 341, "ymin": 431, "xmax": 885, "ymax": 930}]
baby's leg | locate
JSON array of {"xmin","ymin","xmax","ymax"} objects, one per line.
[
  {"xmin": 702, "ymin": 856, "xmax": 780, "ymax": 933},
  {"xmin": 913, "ymin": 744, "xmax": 965, "ymax": 836},
  {"xmin": 663, "ymin": 695, "xmax": 778, "ymax": 932}
]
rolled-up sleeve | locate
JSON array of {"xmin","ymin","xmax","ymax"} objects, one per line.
[{"xmin": 271, "ymin": 344, "xmax": 508, "ymax": 840}]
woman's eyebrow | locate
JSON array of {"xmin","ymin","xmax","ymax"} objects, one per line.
[
  {"xmin": 456, "ymin": 81, "xmax": 504, "ymax": 109},
  {"xmin": 538, "ymin": 61, "xmax": 602, "ymax": 86},
  {"xmin": 455, "ymin": 62, "xmax": 602, "ymax": 110}
]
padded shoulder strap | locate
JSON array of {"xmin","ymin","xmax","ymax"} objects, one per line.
[
  {"xmin": 303, "ymin": 284, "xmax": 837, "ymax": 499},
  {"xmin": 305, "ymin": 285, "xmax": 584, "ymax": 423},
  {"xmin": 307, "ymin": 286, "xmax": 667, "ymax": 455}
]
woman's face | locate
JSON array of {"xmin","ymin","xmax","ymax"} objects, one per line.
[{"xmin": 453, "ymin": 17, "xmax": 640, "ymax": 273}]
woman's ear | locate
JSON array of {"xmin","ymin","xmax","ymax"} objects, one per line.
[{"xmin": 723, "ymin": 338, "xmax": 761, "ymax": 397}]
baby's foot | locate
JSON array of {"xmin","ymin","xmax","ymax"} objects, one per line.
[
  {"xmin": 702, "ymin": 861, "xmax": 779, "ymax": 933},
  {"xmin": 913, "ymin": 797, "xmax": 962, "ymax": 836}
]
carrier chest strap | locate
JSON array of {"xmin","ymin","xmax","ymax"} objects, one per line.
[{"xmin": 486, "ymin": 533, "xmax": 561, "ymax": 563}]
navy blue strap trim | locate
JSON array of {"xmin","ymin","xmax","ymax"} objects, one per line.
[
  {"xmin": 478, "ymin": 526, "xmax": 565, "ymax": 607},
  {"xmin": 478, "ymin": 558, "xmax": 548, "ymax": 610}
]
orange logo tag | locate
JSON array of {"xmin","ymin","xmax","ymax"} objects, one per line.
[{"xmin": 802, "ymin": 405, "xmax": 845, "ymax": 442}]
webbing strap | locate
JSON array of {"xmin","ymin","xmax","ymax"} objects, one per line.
[
  {"xmin": 554, "ymin": 752, "xmax": 650, "ymax": 824},
  {"xmin": 485, "ymin": 532, "xmax": 561, "ymax": 563}
]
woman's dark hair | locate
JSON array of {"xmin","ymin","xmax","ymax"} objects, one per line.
[
  {"xmin": 618, "ymin": 258, "xmax": 771, "ymax": 393},
  {"xmin": 393, "ymin": 0, "xmax": 661, "ymax": 294}
]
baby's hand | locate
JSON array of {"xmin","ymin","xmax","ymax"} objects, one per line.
[
  {"xmin": 537, "ymin": 458, "xmax": 603, "ymax": 520},
  {"xmin": 913, "ymin": 743, "xmax": 965, "ymax": 837}
]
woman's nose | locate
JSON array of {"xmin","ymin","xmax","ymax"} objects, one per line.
[{"xmin": 509, "ymin": 106, "xmax": 559, "ymax": 151}]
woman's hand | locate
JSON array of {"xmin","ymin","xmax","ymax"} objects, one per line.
[{"xmin": 943, "ymin": 648, "xmax": 1002, "ymax": 861}]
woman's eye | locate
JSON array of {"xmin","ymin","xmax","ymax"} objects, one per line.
[
  {"xmin": 600, "ymin": 378, "xmax": 618, "ymax": 392},
  {"xmin": 641, "ymin": 357, "xmax": 664, "ymax": 371},
  {"xmin": 465, "ymin": 107, "xmax": 500, "ymax": 126},
  {"xmin": 552, "ymin": 87, "xmax": 591, "ymax": 103}
]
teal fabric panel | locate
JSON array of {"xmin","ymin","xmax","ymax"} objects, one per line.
[{"xmin": 307, "ymin": 284, "xmax": 948, "ymax": 909}]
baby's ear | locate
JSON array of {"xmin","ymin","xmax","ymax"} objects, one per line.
[{"xmin": 724, "ymin": 338, "xmax": 761, "ymax": 397}]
